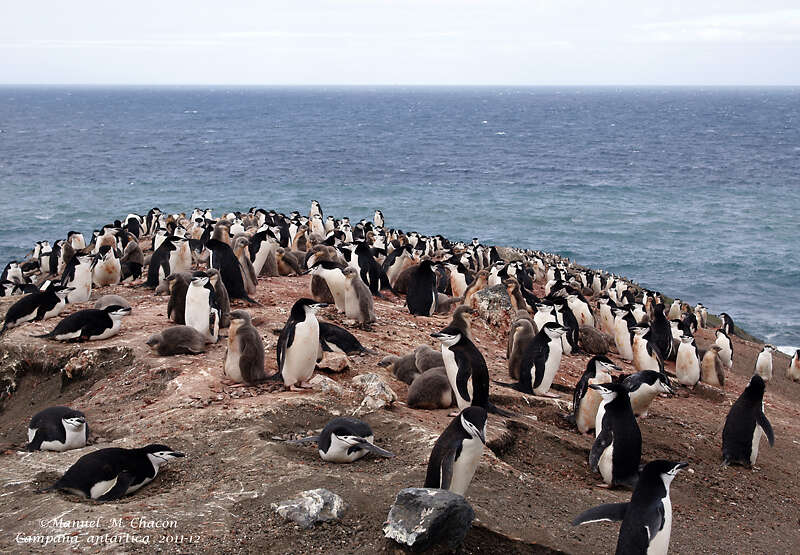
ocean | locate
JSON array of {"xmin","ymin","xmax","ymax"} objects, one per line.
[{"xmin": 0, "ymin": 86, "xmax": 797, "ymax": 349}]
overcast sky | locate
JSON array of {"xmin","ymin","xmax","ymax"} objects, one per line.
[{"xmin": 1, "ymin": 1, "xmax": 798, "ymax": 85}]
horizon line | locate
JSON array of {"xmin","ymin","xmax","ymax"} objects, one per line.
[{"xmin": 1, "ymin": 83, "xmax": 799, "ymax": 89}]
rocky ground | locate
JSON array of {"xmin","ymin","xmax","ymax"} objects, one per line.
[{"xmin": 0, "ymin": 270, "xmax": 798, "ymax": 554}]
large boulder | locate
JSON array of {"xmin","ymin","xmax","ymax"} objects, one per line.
[
  {"xmin": 471, "ymin": 284, "xmax": 514, "ymax": 328},
  {"xmin": 383, "ymin": 488, "xmax": 474, "ymax": 551},
  {"xmin": 271, "ymin": 488, "xmax": 347, "ymax": 528}
]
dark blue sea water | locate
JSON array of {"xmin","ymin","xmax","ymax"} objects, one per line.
[{"xmin": 1, "ymin": 86, "xmax": 798, "ymax": 348}]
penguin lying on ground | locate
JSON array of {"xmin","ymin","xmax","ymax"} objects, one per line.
[
  {"xmin": 288, "ymin": 417, "xmax": 394, "ymax": 463},
  {"xmin": 572, "ymin": 460, "xmax": 689, "ymax": 555},
  {"xmin": 146, "ymin": 326, "xmax": 208, "ymax": 356},
  {"xmin": 34, "ymin": 305, "xmax": 132, "ymax": 342},
  {"xmin": 41, "ymin": 444, "xmax": 185, "ymax": 501},
  {"xmin": 319, "ymin": 322, "xmax": 377, "ymax": 355},
  {"xmin": 27, "ymin": 407, "xmax": 88, "ymax": 452},
  {"xmin": 0, "ymin": 282, "xmax": 71, "ymax": 336}
]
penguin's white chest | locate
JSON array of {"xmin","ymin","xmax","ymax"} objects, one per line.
[
  {"xmin": 647, "ymin": 496, "xmax": 672, "ymax": 555},
  {"xmin": 715, "ymin": 337, "xmax": 733, "ymax": 368},
  {"xmin": 614, "ymin": 319, "xmax": 633, "ymax": 360},
  {"xmin": 534, "ymin": 341, "xmax": 562, "ymax": 395},
  {"xmin": 534, "ymin": 312, "xmax": 555, "ymax": 332},
  {"xmin": 751, "ymin": 424, "xmax": 763, "ymax": 466},
  {"xmin": 629, "ymin": 384, "xmax": 658, "ymax": 417},
  {"xmin": 90, "ymin": 318, "xmax": 122, "ymax": 340},
  {"xmin": 675, "ymin": 345, "xmax": 700, "ymax": 386},
  {"xmin": 595, "ymin": 400, "xmax": 608, "ymax": 438},
  {"xmin": 67, "ymin": 265, "xmax": 93, "ymax": 303},
  {"xmin": 323, "ymin": 271, "xmax": 347, "ymax": 312},
  {"xmin": 441, "ymin": 346, "xmax": 470, "ymax": 409},
  {"xmin": 283, "ymin": 319, "xmax": 319, "ymax": 386},
  {"xmin": 755, "ymin": 352, "xmax": 773, "ymax": 381},
  {"xmin": 599, "ymin": 305, "xmax": 614, "ymax": 334},
  {"xmin": 185, "ymin": 287, "xmax": 211, "ymax": 335},
  {"xmin": 321, "ymin": 434, "xmax": 373, "ymax": 463},
  {"xmin": 451, "ymin": 273, "xmax": 467, "ymax": 297},
  {"xmin": 598, "ymin": 442, "xmax": 614, "ymax": 485},
  {"xmin": 224, "ymin": 336, "xmax": 243, "ymax": 383},
  {"xmin": 449, "ymin": 436, "xmax": 483, "ymax": 496},
  {"xmin": 93, "ymin": 258, "xmax": 121, "ymax": 287},
  {"xmin": 42, "ymin": 298, "xmax": 67, "ymax": 321}
]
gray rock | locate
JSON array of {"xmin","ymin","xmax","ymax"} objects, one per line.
[
  {"xmin": 494, "ymin": 246, "xmax": 524, "ymax": 263},
  {"xmin": 471, "ymin": 284, "xmax": 514, "ymax": 328},
  {"xmin": 383, "ymin": 487, "xmax": 475, "ymax": 551},
  {"xmin": 271, "ymin": 488, "xmax": 347, "ymax": 528},
  {"xmin": 352, "ymin": 373, "xmax": 397, "ymax": 413}
]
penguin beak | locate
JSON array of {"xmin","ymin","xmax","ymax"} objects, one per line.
[
  {"xmin": 675, "ymin": 461, "xmax": 689, "ymax": 471},
  {"xmin": 169, "ymin": 452, "xmax": 186, "ymax": 458},
  {"xmin": 311, "ymin": 303, "xmax": 328, "ymax": 309}
]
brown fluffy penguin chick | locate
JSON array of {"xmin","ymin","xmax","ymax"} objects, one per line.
[
  {"xmin": 578, "ymin": 325, "xmax": 613, "ymax": 355},
  {"xmin": 166, "ymin": 272, "xmax": 192, "ymax": 324},
  {"xmin": 408, "ymin": 367, "xmax": 453, "ymax": 409},
  {"xmin": 415, "ymin": 344, "xmax": 444, "ymax": 372},
  {"xmin": 700, "ymin": 344, "xmax": 726, "ymax": 387},
  {"xmin": 507, "ymin": 310, "xmax": 536, "ymax": 359},
  {"xmin": 434, "ymin": 293, "xmax": 464, "ymax": 314},
  {"xmin": 392, "ymin": 262, "xmax": 419, "ymax": 295},
  {"xmin": 147, "ymin": 326, "xmax": 207, "ymax": 356},
  {"xmin": 343, "ymin": 267, "xmax": 376, "ymax": 324},
  {"xmin": 276, "ymin": 248, "xmax": 304, "ymax": 276},
  {"xmin": 503, "ymin": 278, "xmax": 527, "ymax": 311},
  {"xmin": 463, "ymin": 270, "xmax": 489, "ymax": 307},
  {"xmin": 233, "ymin": 236, "xmax": 258, "ymax": 296},
  {"xmin": 224, "ymin": 310, "xmax": 266, "ymax": 385},
  {"xmin": 508, "ymin": 318, "xmax": 537, "ymax": 381},
  {"xmin": 448, "ymin": 305, "xmax": 475, "ymax": 342},
  {"xmin": 378, "ymin": 354, "xmax": 419, "ymax": 384}
]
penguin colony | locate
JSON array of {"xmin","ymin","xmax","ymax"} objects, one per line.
[{"xmin": 0, "ymin": 200, "xmax": 792, "ymax": 552}]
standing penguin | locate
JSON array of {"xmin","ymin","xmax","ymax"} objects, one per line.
[
  {"xmin": 310, "ymin": 261, "xmax": 348, "ymax": 312},
  {"xmin": 714, "ymin": 328, "xmax": 734, "ymax": 369},
  {"xmin": 719, "ymin": 312, "xmax": 735, "ymax": 336},
  {"xmin": 206, "ymin": 238, "xmax": 258, "ymax": 303},
  {"xmin": 612, "ymin": 308, "xmax": 636, "ymax": 362},
  {"xmin": 91, "ymin": 246, "xmax": 122, "ymax": 287},
  {"xmin": 232, "ymin": 236, "xmax": 258, "ymax": 296},
  {"xmin": 788, "ymin": 350, "xmax": 800, "ymax": 382},
  {"xmin": 224, "ymin": 310, "xmax": 266, "ymax": 385},
  {"xmin": 288, "ymin": 417, "xmax": 394, "ymax": 463},
  {"xmin": 42, "ymin": 444, "xmax": 185, "ymax": 500},
  {"xmin": 508, "ymin": 318, "xmax": 537, "ymax": 381},
  {"xmin": 700, "ymin": 344, "xmax": 726, "ymax": 387},
  {"xmin": 184, "ymin": 272, "xmax": 219, "ymax": 343},
  {"xmin": 424, "ymin": 406, "xmax": 487, "ymax": 497},
  {"xmin": 675, "ymin": 335, "xmax": 701, "ymax": 387},
  {"xmin": 754, "ymin": 344, "xmax": 775, "ymax": 382},
  {"xmin": 61, "ymin": 254, "xmax": 93, "ymax": 304},
  {"xmin": 407, "ymin": 260, "xmax": 438, "ymax": 316},
  {"xmin": 501, "ymin": 322, "xmax": 567, "ymax": 397},
  {"xmin": 590, "ymin": 382, "xmax": 641, "ymax": 489},
  {"xmin": 342, "ymin": 266, "xmax": 376, "ymax": 325},
  {"xmin": 275, "ymin": 298, "xmax": 326, "ymax": 389},
  {"xmin": 649, "ymin": 303, "xmax": 674, "ymax": 361},
  {"xmin": 722, "ymin": 374, "xmax": 774, "ymax": 467},
  {"xmin": 165, "ymin": 272, "xmax": 192, "ymax": 324},
  {"xmin": 431, "ymin": 326, "xmax": 490, "ymax": 411},
  {"xmin": 27, "ymin": 406, "xmax": 88, "ymax": 452},
  {"xmin": 572, "ymin": 460, "xmax": 689, "ymax": 555},
  {"xmin": 571, "ymin": 356, "xmax": 619, "ymax": 434},
  {"xmin": 631, "ymin": 326, "xmax": 665, "ymax": 374}
]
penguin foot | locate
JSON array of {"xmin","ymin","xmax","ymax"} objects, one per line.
[
  {"xmin": 448, "ymin": 411, "xmax": 460, "ymax": 417},
  {"xmin": 596, "ymin": 483, "xmax": 612, "ymax": 489}
]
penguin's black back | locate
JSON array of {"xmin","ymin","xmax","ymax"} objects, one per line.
[
  {"xmin": 318, "ymin": 417, "xmax": 373, "ymax": 453},
  {"xmin": 450, "ymin": 334, "xmax": 490, "ymax": 408},
  {"xmin": 206, "ymin": 239, "xmax": 249, "ymax": 300},
  {"xmin": 407, "ymin": 261, "xmax": 437, "ymax": 315},
  {"xmin": 722, "ymin": 376, "xmax": 769, "ymax": 464}
]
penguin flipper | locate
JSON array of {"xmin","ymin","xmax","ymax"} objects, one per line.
[
  {"xmin": 758, "ymin": 412, "xmax": 775, "ymax": 446},
  {"xmin": 356, "ymin": 440, "xmax": 395, "ymax": 458},
  {"xmin": 26, "ymin": 431, "xmax": 44, "ymax": 452},
  {"xmin": 589, "ymin": 428, "xmax": 613, "ymax": 473},
  {"xmin": 439, "ymin": 447, "xmax": 458, "ymax": 491},
  {"xmin": 96, "ymin": 472, "xmax": 134, "ymax": 501},
  {"xmin": 571, "ymin": 502, "xmax": 628, "ymax": 526}
]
